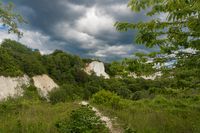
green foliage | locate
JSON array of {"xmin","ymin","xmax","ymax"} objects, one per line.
[
  {"xmin": 123, "ymin": 57, "xmax": 156, "ymax": 76},
  {"xmin": 0, "ymin": 99, "xmax": 79, "ymax": 133},
  {"xmin": 115, "ymin": 0, "xmax": 200, "ymax": 51},
  {"xmin": 92, "ymin": 90, "xmax": 121, "ymax": 109},
  {"xmin": 104, "ymin": 79, "xmax": 133, "ymax": 98},
  {"xmin": 23, "ymin": 85, "xmax": 41, "ymax": 101},
  {"xmin": 49, "ymin": 84, "xmax": 84, "ymax": 104},
  {"xmin": 94, "ymin": 88, "xmax": 200, "ymax": 133},
  {"xmin": 124, "ymin": 127, "xmax": 137, "ymax": 133},
  {"xmin": 0, "ymin": 99, "xmax": 25, "ymax": 114},
  {"xmin": 173, "ymin": 52, "xmax": 200, "ymax": 88},
  {"xmin": 0, "ymin": 2, "xmax": 26, "ymax": 37},
  {"xmin": 0, "ymin": 47, "xmax": 23, "ymax": 76},
  {"xmin": 107, "ymin": 55, "xmax": 156, "ymax": 78},
  {"xmin": 149, "ymin": 87, "xmax": 178, "ymax": 96},
  {"xmin": 131, "ymin": 91, "xmax": 143, "ymax": 101},
  {"xmin": 49, "ymin": 89, "xmax": 67, "ymax": 104},
  {"xmin": 0, "ymin": 40, "xmax": 86, "ymax": 79},
  {"xmin": 1, "ymin": 39, "xmax": 198, "ymax": 100},
  {"xmin": 0, "ymin": 38, "xmax": 199, "ymax": 133},
  {"xmin": 55, "ymin": 106, "xmax": 109, "ymax": 133},
  {"xmin": 107, "ymin": 61, "xmax": 126, "ymax": 76},
  {"xmin": 42, "ymin": 50, "xmax": 85, "ymax": 84},
  {"xmin": 0, "ymin": 39, "xmax": 46, "ymax": 76},
  {"xmin": 114, "ymin": 0, "xmax": 200, "ymax": 91}
]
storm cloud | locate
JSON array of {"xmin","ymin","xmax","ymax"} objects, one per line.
[{"xmin": 1, "ymin": 0, "xmax": 157, "ymax": 61}]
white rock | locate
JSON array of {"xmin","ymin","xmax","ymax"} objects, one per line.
[
  {"xmin": 85, "ymin": 61, "xmax": 110, "ymax": 79},
  {"xmin": 0, "ymin": 75, "xmax": 30, "ymax": 100},
  {"xmin": 80, "ymin": 101, "xmax": 89, "ymax": 106},
  {"xmin": 32, "ymin": 74, "xmax": 58, "ymax": 98},
  {"xmin": 128, "ymin": 71, "xmax": 162, "ymax": 80}
]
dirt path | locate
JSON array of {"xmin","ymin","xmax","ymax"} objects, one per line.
[{"xmin": 81, "ymin": 101, "xmax": 121, "ymax": 133}]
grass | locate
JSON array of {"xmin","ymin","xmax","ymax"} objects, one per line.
[
  {"xmin": 91, "ymin": 89, "xmax": 200, "ymax": 133},
  {"xmin": 0, "ymin": 99, "xmax": 80, "ymax": 133},
  {"xmin": 0, "ymin": 88, "xmax": 200, "ymax": 133}
]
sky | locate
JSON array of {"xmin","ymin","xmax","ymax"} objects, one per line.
[{"xmin": 0, "ymin": 0, "xmax": 158, "ymax": 62}]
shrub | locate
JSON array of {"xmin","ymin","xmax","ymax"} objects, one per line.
[
  {"xmin": 49, "ymin": 84, "xmax": 84, "ymax": 104},
  {"xmin": 0, "ymin": 99, "xmax": 26, "ymax": 114},
  {"xmin": 115, "ymin": 87, "xmax": 132, "ymax": 99},
  {"xmin": 55, "ymin": 106, "xmax": 109, "ymax": 133},
  {"xmin": 149, "ymin": 88, "xmax": 179, "ymax": 97},
  {"xmin": 23, "ymin": 85, "xmax": 41, "ymax": 101},
  {"xmin": 49, "ymin": 89, "xmax": 67, "ymax": 104},
  {"xmin": 92, "ymin": 90, "xmax": 121, "ymax": 109},
  {"xmin": 151, "ymin": 95, "xmax": 170, "ymax": 106},
  {"xmin": 131, "ymin": 91, "xmax": 142, "ymax": 101},
  {"xmin": 124, "ymin": 127, "xmax": 137, "ymax": 133}
]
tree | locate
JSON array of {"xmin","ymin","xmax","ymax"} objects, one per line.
[
  {"xmin": 0, "ymin": 2, "xmax": 25, "ymax": 37},
  {"xmin": 115, "ymin": 0, "xmax": 200, "ymax": 52},
  {"xmin": 115, "ymin": 0, "xmax": 200, "ymax": 89}
]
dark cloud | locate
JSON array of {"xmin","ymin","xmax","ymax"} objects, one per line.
[
  {"xmin": 68, "ymin": 0, "xmax": 125, "ymax": 7},
  {"xmin": 2, "ymin": 0, "xmax": 158, "ymax": 61}
]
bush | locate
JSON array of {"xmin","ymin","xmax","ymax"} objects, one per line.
[
  {"xmin": 131, "ymin": 90, "xmax": 150, "ymax": 101},
  {"xmin": 151, "ymin": 95, "xmax": 170, "ymax": 106},
  {"xmin": 23, "ymin": 85, "xmax": 41, "ymax": 101},
  {"xmin": 92, "ymin": 90, "xmax": 121, "ymax": 109},
  {"xmin": 131, "ymin": 91, "xmax": 142, "ymax": 101},
  {"xmin": 55, "ymin": 106, "xmax": 109, "ymax": 133},
  {"xmin": 49, "ymin": 84, "xmax": 84, "ymax": 104},
  {"xmin": 115, "ymin": 87, "xmax": 132, "ymax": 99},
  {"xmin": 124, "ymin": 127, "xmax": 137, "ymax": 133},
  {"xmin": 0, "ymin": 47, "xmax": 23, "ymax": 77},
  {"xmin": 49, "ymin": 89, "xmax": 67, "ymax": 104},
  {"xmin": 149, "ymin": 88, "xmax": 179, "ymax": 96}
]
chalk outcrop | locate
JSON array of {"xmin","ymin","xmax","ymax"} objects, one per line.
[
  {"xmin": 33, "ymin": 74, "xmax": 58, "ymax": 97},
  {"xmin": 0, "ymin": 75, "xmax": 30, "ymax": 100},
  {"xmin": 85, "ymin": 61, "xmax": 110, "ymax": 79},
  {"xmin": 0, "ymin": 74, "xmax": 58, "ymax": 100},
  {"xmin": 128, "ymin": 71, "xmax": 162, "ymax": 80}
]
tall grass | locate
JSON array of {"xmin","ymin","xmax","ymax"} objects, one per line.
[
  {"xmin": 0, "ymin": 99, "xmax": 80, "ymax": 133},
  {"xmin": 92, "ymin": 89, "xmax": 200, "ymax": 133}
]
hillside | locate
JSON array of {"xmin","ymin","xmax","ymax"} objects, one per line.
[{"xmin": 0, "ymin": 40, "xmax": 200, "ymax": 133}]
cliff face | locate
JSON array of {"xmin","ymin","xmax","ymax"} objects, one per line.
[
  {"xmin": 0, "ymin": 75, "xmax": 30, "ymax": 100},
  {"xmin": 85, "ymin": 61, "xmax": 110, "ymax": 79},
  {"xmin": 0, "ymin": 74, "xmax": 58, "ymax": 100},
  {"xmin": 32, "ymin": 74, "xmax": 59, "ymax": 98}
]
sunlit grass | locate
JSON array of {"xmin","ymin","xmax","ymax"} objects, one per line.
[
  {"xmin": 92, "ymin": 89, "xmax": 200, "ymax": 133},
  {"xmin": 0, "ymin": 100, "xmax": 80, "ymax": 133}
]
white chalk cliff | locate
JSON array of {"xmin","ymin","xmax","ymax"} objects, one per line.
[
  {"xmin": 85, "ymin": 61, "xmax": 110, "ymax": 79},
  {"xmin": 0, "ymin": 74, "xmax": 58, "ymax": 100},
  {"xmin": 33, "ymin": 74, "xmax": 58, "ymax": 97},
  {"xmin": 0, "ymin": 75, "xmax": 30, "ymax": 100}
]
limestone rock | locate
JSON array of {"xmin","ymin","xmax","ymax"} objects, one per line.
[
  {"xmin": 128, "ymin": 72, "xmax": 162, "ymax": 80},
  {"xmin": 85, "ymin": 61, "xmax": 110, "ymax": 79},
  {"xmin": 33, "ymin": 74, "xmax": 58, "ymax": 98},
  {"xmin": 0, "ymin": 75, "xmax": 30, "ymax": 100}
]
